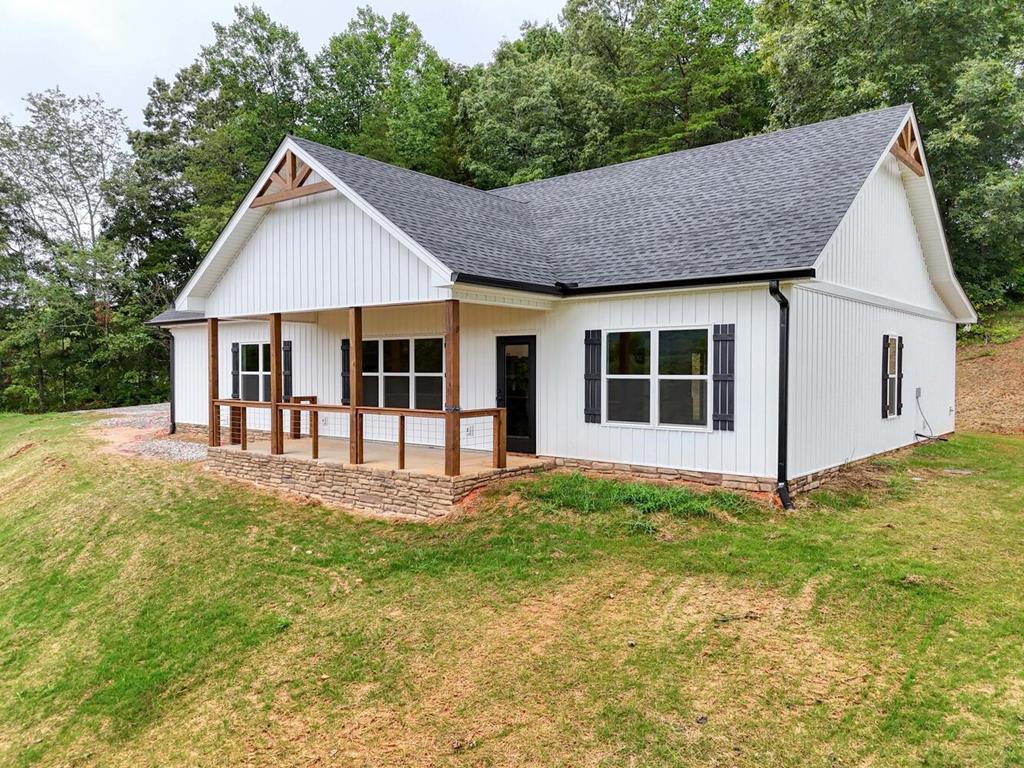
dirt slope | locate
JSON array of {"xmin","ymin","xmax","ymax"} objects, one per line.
[{"xmin": 957, "ymin": 334, "xmax": 1024, "ymax": 434}]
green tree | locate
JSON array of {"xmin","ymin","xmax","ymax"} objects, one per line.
[
  {"xmin": 461, "ymin": 23, "xmax": 618, "ymax": 187},
  {"xmin": 611, "ymin": 0, "xmax": 768, "ymax": 158},
  {"xmin": 0, "ymin": 89, "xmax": 164, "ymax": 411},
  {"xmin": 308, "ymin": 8, "xmax": 458, "ymax": 178},
  {"xmin": 757, "ymin": 0, "xmax": 1024, "ymax": 308}
]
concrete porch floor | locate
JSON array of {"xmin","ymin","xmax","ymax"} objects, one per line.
[{"xmin": 226, "ymin": 435, "xmax": 543, "ymax": 477}]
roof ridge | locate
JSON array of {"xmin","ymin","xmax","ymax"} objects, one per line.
[
  {"xmin": 288, "ymin": 135, "xmax": 531, "ymax": 206},
  {"xmin": 490, "ymin": 103, "xmax": 912, "ymax": 195}
]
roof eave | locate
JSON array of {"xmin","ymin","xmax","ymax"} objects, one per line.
[{"xmin": 453, "ymin": 267, "xmax": 817, "ymax": 297}]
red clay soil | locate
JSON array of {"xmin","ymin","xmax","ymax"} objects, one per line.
[{"xmin": 957, "ymin": 335, "xmax": 1024, "ymax": 434}]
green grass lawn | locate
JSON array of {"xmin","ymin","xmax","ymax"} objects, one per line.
[{"xmin": 1, "ymin": 412, "xmax": 1023, "ymax": 766}]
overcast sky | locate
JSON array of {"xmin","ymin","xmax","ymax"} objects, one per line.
[{"xmin": 0, "ymin": 0, "xmax": 563, "ymax": 128}]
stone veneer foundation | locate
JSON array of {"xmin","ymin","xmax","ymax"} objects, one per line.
[
  {"xmin": 189, "ymin": 422, "xmax": 939, "ymax": 509},
  {"xmin": 205, "ymin": 446, "xmax": 554, "ymax": 519},
  {"xmin": 546, "ymin": 456, "xmax": 778, "ymax": 494}
]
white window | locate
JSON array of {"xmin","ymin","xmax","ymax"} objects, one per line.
[
  {"xmin": 361, "ymin": 337, "xmax": 444, "ymax": 410},
  {"xmin": 885, "ymin": 335, "xmax": 900, "ymax": 417},
  {"xmin": 240, "ymin": 342, "xmax": 271, "ymax": 402},
  {"xmin": 604, "ymin": 328, "xmax": 710, "ymax": 428}
]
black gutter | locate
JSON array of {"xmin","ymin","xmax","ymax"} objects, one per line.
[
  {"xmin": 449, "ymin": 271, "xmax": 563, "ymax": 295},
  {"xmin": 453, "ymin": 268, "xmax": 816, "ymax": 297},
  {"xmin": 768, "ymin": 280, "xmax": 794, "ymax": 509},
  {"xmin": 168, "ymin": 335, "xmax": 176, "ymax": 435}
]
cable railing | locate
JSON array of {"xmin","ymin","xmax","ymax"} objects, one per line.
[{"xmin": 210, "ymin": 397, "xmax": 507, "ymax": 473}]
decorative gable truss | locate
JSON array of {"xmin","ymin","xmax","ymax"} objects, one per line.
[
  {"xmin": 251, "ymin": 149, "xmax": 334, "ymax": 208},
  {"xmin": 889, "ymin": 121, "xmax": 924, "ymax": 177}
]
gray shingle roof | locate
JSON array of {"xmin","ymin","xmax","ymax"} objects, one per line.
[
  {"xmin": 291, "ymin": 137, "xmax": 558, "ymax": 286},
  {"xmin": 492, "ymin": 104, "xmax": 909, "ymax": 290},
  {"xmin": 294, "ymin": 105, "xmax": 909, "ymax": 293},
  {"xmin": 148, "ymin": 308, "xmax": 205, "ymax": 326}
]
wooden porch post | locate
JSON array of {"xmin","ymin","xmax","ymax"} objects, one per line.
[
  {"xmin": 269, "ymin": 312, "xmax": 283, "ymax": 454},
  {"xmin": 348, "ymin": 307, "xmax": 363, "ymax": 464},
  {"xmin": 444, "ymin": 299, "xmax": 461, "ymax": 476},
  {"xmin": 207, "ymin": 318, "xmax": 219, "ymax": 447}
]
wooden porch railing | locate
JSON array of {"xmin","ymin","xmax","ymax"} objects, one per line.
[{"xmin": 210, "ymin": 398, "xmax": 507, "ymax": 472}]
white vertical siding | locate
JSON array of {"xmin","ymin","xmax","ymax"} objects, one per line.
[
  {"xmin": 203, "ymin": 190, "xmax": 447, "ymax": 317},
  {"xmin": 817, "ymin": 156, "xmax": 949, "ymax": 314},
  {"xmin": 171, "ymin": 324, "xmax": 208, "ymax": 426},
  {"xmin": 534, "ymin": 288, "xmax": 777, "ymax": 478},
  {"xmin": 788, "ymin": 285, "xmax": 956, "ymax": 478},
  {"xmin": 172, "ymin": 286, "xmax": 778, "ymax": 478}
]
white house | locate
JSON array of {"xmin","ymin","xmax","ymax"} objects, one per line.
[{"xmin": 151, "ymin": 104, "xmax": 975, "ymax": 516}]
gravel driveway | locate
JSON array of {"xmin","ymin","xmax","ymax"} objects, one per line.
[{"xmin": 85, "ymin": 403, "xmax": 208, "ymax": 462}]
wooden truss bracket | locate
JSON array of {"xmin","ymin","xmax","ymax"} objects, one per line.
[
  {"xmin": 890, "ymin": 121, "xmax": 925, "ymax": 177},
  {"xmin": 251, "ymin": 149, "xmax": 333, "ymax": 208}
]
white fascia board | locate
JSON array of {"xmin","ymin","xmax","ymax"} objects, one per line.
[
  {"xmin": 902, "ymin": 108, "xmax": 977, "ymax": 323},
  {"xmin": 450, "ymin": 284, "xmax": 555, "ymax": 310},
  {"xmin": 812, "ymin": 106, "xmax": 976, "ymax": 324},
  {"xmin": 173, "ymin": 139, "xmax": 289, "ymax": 310},
  {"xmin": 799, "ymin": 280, "xmax": 958, "ymax": 323}
]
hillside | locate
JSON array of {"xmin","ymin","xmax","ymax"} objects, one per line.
[
  {"xmin": 957, "ymin": 306, "xmax": 1024, "ymax": 434},
  {"xmin": 1, "ymin": 404, "xmax": 1023, "ymax": 765}
]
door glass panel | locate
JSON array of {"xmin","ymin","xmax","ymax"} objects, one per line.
[
  {"xmin": 262, "ymin": 343, "xmax": 271, "ymax": 371},
  {"xmin": 504, "ymin": 344, "xmax": 530, "ymax": 438}
]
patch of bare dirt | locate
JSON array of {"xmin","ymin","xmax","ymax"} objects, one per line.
[
  {"xmin": 957, "ymin": 335, "xmax": 1024, "ymax": 434},
  {"xmin": 3, "ymin": 441, "xmax": 39, "ymax": 459}
]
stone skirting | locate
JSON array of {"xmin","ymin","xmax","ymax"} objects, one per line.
[
  {"xmin": 545, "ymin": 456, "xmax": 777, "ymax": 494},
  {"xmin": 173, "ymin": 422, "xmax": 208, "ymax": 438},
  {"xmin": 205, "ymin": 446, "xmax": 554, "ymax": 519},
  {"xmin": 787, "ymin": 432, "xmax": 955, "ymax": 494}
]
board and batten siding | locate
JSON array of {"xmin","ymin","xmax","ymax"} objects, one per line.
[
  {"xmin": 816, "ymin": 155, "xmax": 949, "ymax": 314},
  {"xmin": 172, "ymin": 286, "xmax": 779, "ymax": 479},
  {"xmin": 791, "ymin": 155, "xmax": 961, "ymax": 478},
  {"xmin": 533, "ymin": 288, "xmax": 778, "ymax": 479},
  {"xmin": 788, "ymin": 285, "xmax": 956, "ymax": 478},
  {"xmin": 202, "ymin": 184, "xmax": 447, "ymax": 318}
]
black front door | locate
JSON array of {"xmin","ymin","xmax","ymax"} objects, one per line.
[{"xmin": 496, "ymin": 335, "xmax": 536, "ymax": 454}]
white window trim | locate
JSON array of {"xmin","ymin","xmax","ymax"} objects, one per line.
[
  {"xmin": 602, "ymin": 326, "xmax": 713, "ymax": 432},
  {"xmin": 362, "ymin": 335, "xmax": 445, "ymax": 410},
  {"xmin": 238, "ymin": 340, "xmax": 271, "ymax": 402},
  {"xmin": 885, "ymin": 334, "xmax": 901, "ymax": 419}
]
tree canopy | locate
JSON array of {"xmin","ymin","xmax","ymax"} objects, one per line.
[{"xmin": 1, "ymin": 0, "xmax": 1022, "ymax": 412}]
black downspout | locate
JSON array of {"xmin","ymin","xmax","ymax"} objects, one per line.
[
  {"xmin": 769, "ymin": 280, "xmax": 794, "ymax": 509},
  {"xmin": 168, "ymin": 334, "xmax": 176, "ymax": 436}
]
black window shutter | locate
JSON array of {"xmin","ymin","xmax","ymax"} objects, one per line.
[
  {"xmin": 584, "ymin": 330, "xmax": 601, "ymax": 423},
  {"xmin": 881, "ymin": 334, "xmax": 890, "ymax": 418},
  {"xmin": 341, "ymin": 339, "xmax": 351, "ymax": 406},
  {"xmin": 231, "ymin": 342, "xmax": 240, "ymax": 399},
  {"xmin": 283, "ymin": 340, "xmax": 293, "ymax": 401},
  {"xmin": 896, "ymin": 336, "xmax": 904, "ymax": 416},
  {"xmin": 713, "ymin": 324, "xmax": 736, "ymax": 431}
]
